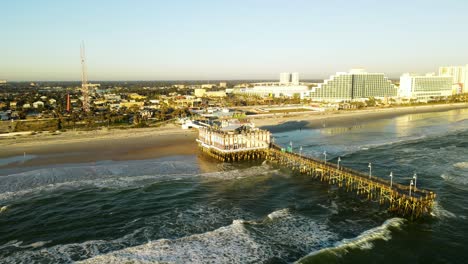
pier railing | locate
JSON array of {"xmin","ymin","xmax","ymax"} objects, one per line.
[
  {"xmin": 197, "ymin": 137, "xmax": 436, "ymax": 218},
  {"xmin": 267, "ymin": 143, "xmax": 436, "ymax": 218}
]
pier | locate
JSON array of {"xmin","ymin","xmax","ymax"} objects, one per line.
[{"xmin": 197, "ymin": 126, "xmax": 436, "ymax": 218}]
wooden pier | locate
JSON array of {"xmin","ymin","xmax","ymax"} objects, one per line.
[
  {"xmin": 197, "ymin": 127, "xmax": 436, "ymax": 218},
  {"xmin": 266, "ymin": 144, "xmax": 436, "ymax": 218}
]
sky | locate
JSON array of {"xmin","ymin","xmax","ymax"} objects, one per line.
[{"xmin": 1, "ymin": 0, "xmax": 468, "ymax": 81}]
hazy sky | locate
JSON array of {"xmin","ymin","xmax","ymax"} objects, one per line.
[{"xmin": 1, "ymin": 0, "xmax": 468, "ymax": 81}]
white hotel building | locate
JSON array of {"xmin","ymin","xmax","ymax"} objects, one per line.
[
  {"xmin": 234, "ymin": 73, "xmax": 309, "ymax": 99},
  {"xmin": 309, "ymin": 69, "xmax": 398, "ymax": 102},
  {"xmin": 399, "ymin": 73, "xmax": 453, "ymax": 101}
]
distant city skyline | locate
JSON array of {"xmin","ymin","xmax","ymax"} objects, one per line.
[{"xmin": 1, "ymin": 0, "xmax": 468, "ymax": 81}]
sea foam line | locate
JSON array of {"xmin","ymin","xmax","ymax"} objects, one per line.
[
  {"xmin": 297, "ymin": 217, "xmax": 406, "ymax": 262},
  {"xmin": 78, "ymin": 208, "xmax": 337, "ymax": 264}
]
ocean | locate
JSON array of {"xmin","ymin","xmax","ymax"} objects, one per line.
[{"xmin": 0, "ymin": 108, "xmax": 467, "ymax": 263}]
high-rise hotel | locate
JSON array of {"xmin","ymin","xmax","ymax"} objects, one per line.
[
  {"xmin": 309, "ymin": 69, "xmax": 397, "ymax": 102},
  {"xmin": 399, "ymin": 73, "xmax": 452, "ymax": 101},
  {"xmin": 439, "ymin": 65, "xmax": 467, "ymax": 94},
  {"xmin": 279, "ymin": 72, "xmax": 300, "ymax": 85}
]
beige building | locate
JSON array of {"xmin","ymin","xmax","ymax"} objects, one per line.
[
  {"xmin": 120, "ymin": 101, "xmax": 145, "ymax": 108},
  {"xmin": 201, "ymin": 84, "xmax": 215, "ymax": 89},
  {"xmin": 195, "ymin": 89, "xmax": 227, "ymax": 98},
  {"xmin": 128, "ymin": 93, "xmax": 147, "ymax": 100}
]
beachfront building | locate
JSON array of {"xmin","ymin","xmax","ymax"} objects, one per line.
[
  {"xmin": 233, "ymin": 72, "xmax": 308, "ymax": 98},
  {"xmin": 399, "ymin": 73, "xmax": 453, "ymax": 101},
  {"xmin": 197, "ymin": 123, "xmax": 270, "ymax": 155},
  {"xmin": 439, "ymin": 65, "xmax": 468, "ymax": 94},
  {"xmin": 309, "ymin": 69, "xmax": 397, "ymax": 102},
  {"xmin": 233, "ymin": 84, "xmax": 309, "ymax": 99}
]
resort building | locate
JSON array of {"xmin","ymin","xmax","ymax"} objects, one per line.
[
  {"xmin": 233, "ymin": 85, "xmax": 309, "ymax": 99},
  {"xmin": 438, "ymin": 65, "xmax": 468, "ymax": 94},
  {"xmin": 399, "ymin": 73, "xmax": 453, "ymax": 101},
  {"xmin": 233, "ymin": 72, "xmax": 308, "ymax": 98},
  {"xmin": 309, "ymin": 69, "xmax": 397, "ymax": 102}
]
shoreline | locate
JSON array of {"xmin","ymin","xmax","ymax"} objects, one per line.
[
  {"xmin": 0, "ymin": 125, "xmax": 198, "ymax": 173},
  {"xmin": 1, "ymin": 103, "xmax": 467, "ymax": 173},
  {"xmin": 254, "ymin": 103, "xmax": 468, "ymax": 132}
]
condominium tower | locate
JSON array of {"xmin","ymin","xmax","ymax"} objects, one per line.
[
  {"xmin": 279, "ymin": 72, "xmax": 300, "ymax": 85},
  {"xmin": 439, "ymin": 65, "xmax": 467, "ymax": 93},
  {"xmin": 309, "ymin": 69, "xmax": 397, "ymax": 102}
]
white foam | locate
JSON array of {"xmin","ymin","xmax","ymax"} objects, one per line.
[
  {"xmin": 454, "ymin": 162, "xmax": 468, "ymax": 169},
  {"xmin": 299, "ymin": 217, "xmax": 405, "ymax": 261},
  {"xmin": 0, "ymin": 205, "xmax": 8, "ymax": 213},
  {"xmin": 440, "ymin": 172, "xmax": 468, "ymax": 186},
  {"xmin": 430, "ymin": 201, "xmax": 457, "ymax": 219},
  {"xmin": 267, "ymin": 208, "xmax": 290, "ymax": 220},
  {"xmin": 0, "ymin": 161, "xmax": 275, "ymax": 203},
  {"xmin": 1, "ymin": 204, "xmax": 255, "ymax": 263},
  {"xmin": 78, "ymin": 209, "xmax": 337, "ymax": 264}
]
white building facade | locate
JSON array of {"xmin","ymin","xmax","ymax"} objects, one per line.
[
  {"xmin": 438, "ymin": 65, "xmax": 468, "ymax": 94},
  {"xmin": 279, "ymin": 72, "xmax": 300, "ymax": 85},
  {"xmin": 309, "ymin": 69, "xmax": 397, "ymax": 102},
  {"xmin": 399, "ymin": 73, "xmax": 453, "ymax": 101},
  {"xmin": 280, "ymin": 72, "xmax": 291, "ymax": 84},
  {"xmin": 233, "ymin": 85, "xmax": 310, "ymax": 99}
]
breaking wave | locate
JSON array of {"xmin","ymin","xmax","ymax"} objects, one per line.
[
  {"xmin": 430, "ymin": 201, "xmax": 457, "ymax": 219},
  {"xmin": 453, "ymin": 162, "xmax": 468, "ymax": 169},
  {"xmin": 0, "ymin": 160, "xmax": 276, "ymax": 203},
  {"xmin": 77, "ymin": 208, "xmax": 337, "ymax": 264},
  {"xmin": 0, "ymin": 204, "xmax": 254, "ymax": 263},
  {"xmin": 297, "ymin": 218, "xmax": 405, "ymax": 262}
]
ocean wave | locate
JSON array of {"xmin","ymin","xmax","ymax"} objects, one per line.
[
  {"xmin": 454, "ymin": 162, "xmax": 468, "ymax": 169},
  {"xmin": 0, "ymin": 161, "xmax": 276, "ymax": 203},
  {"xmin": 77, "ymin": 208, "xmax": 337, "ymax": 264},
  {"xmin": 297, "ymin": 217, "xmax": 405, "ymax": 262},
  {"xmin": 0, "ymin": 204, "xmax": 253, "ymax": 263},
  {"xmin": 200, "ymin": 163, "xmax": 277, "ymax": 181},
  {"xmin": 430, "ymin": 201, "xmax": 457, "ymax": 219},
  {"xmin": 441, "ymin": 171, "xmax": 468, "ymax": 186},
  {"xmin": 326, "ymin": 127, "xmax": 468, "ymax": 160}
]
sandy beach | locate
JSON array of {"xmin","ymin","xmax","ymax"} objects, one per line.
[
  {"xmin": 0, "ymin": 124, "xmax": 198, "ymax": 173},
  {"xmin": 254, "ymin": 103, "xmax": 468, "ymax": 132},
  {"xmin": 1, "ymin": 103, "xmax": 467, "ymax": 173}
]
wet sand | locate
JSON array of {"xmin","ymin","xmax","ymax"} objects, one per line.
[{"xmin": 0, "ymin": 125, "xmax": 197, "ymax": 173}]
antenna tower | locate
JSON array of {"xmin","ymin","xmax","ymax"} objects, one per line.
[{"xmin": 80, "ymin": 42, "xmax": 90, "ymax": 112}]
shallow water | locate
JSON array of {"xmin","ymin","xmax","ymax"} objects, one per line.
[{"xmin": 0, "ymin": 108, "xmax": 467, "ymax": 263}]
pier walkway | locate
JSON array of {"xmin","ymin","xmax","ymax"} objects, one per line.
[
  {"xmin": 266, "ymin": 143, "xmax": 436, "ymax": 218},
  {"xmin": 196, "ymin": 126, "xmax": 436, "ymax": 218}
]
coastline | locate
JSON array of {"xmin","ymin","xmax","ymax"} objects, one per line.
[
  {"xmin": 254, "ymin": 103, "xmax": 468, "ymax": 132},
  {"xmin": 1, "ymin": 103, "xmax": 466, "ymax": 173},
  {"xmin": 0, "ymin": 125, "xmax": 198, "ymax": 173}
]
